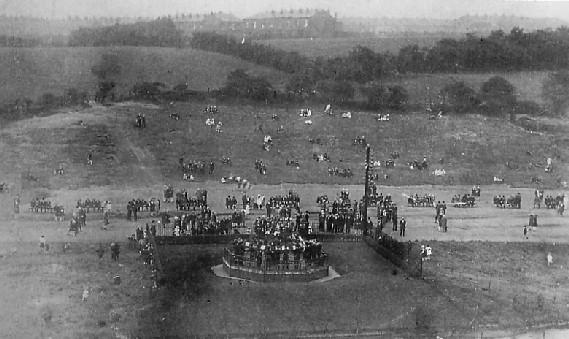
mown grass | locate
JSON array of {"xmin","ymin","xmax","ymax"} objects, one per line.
[
  {"xmin": 148, "ymin": 241, "xmax": 569, "ymax": 336},
  {"xmin": 116, "ymin": 101, "xmax": 567, "ymax": 188},
  {"xmin": 1, "ymin": 100, "xmax": 566, "ymax": 192},
  {"xmin": 0, "ymin": 46, "xmax": 290, "ymax": 104},
  {"xmin": 146, "ymin": 242, "xmax": 470, "ymax": 337},
  {"xmin": 0, "ymin": 242, "xmax": 154, "ymax": 339},
  {"xmin": 423, "ymin": 241, "xmax": 569, "ymax": 328}
]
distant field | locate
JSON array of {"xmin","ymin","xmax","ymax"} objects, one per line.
[
  {"xmin": 257, "ymin": 35, "xmax": 445, "ymax": 57},
  {"xmin": 0, "ymin": 47, "xmax": 290, "ymax": 104}
]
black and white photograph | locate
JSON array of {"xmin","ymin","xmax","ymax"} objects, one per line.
[{"xmin": 0, "ymin": 0, "xmax": 569, "ymax": 337}]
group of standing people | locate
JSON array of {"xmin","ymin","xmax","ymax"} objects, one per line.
[{"xmin": 135, "ymin": 113, "xmax": 147, "ymax": 128}]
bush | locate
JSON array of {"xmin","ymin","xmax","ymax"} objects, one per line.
[
  {"xmin": 440, "ymin": 81, "xmax": 479, "ymax": 113},
  {"xmin": 542, "ymin": 70, "xmax": 569, "ymax": 115},
  {"xmin": 40, "ymin": 93, "xmax": 60, "ymax": 108},
  {"xmin": 222, "ymin": 69, "xmax": 273, "ymax": 101},
  {"xmin": 385, "ymin": 85, "xmax": 408, "ymax": 110},
  {"xmin": 363, "ymin": 84, "xmax": 408, "ymax": 110},
  {"xmin": 479, "ymin": 76, "xmax": 517, "ymax": 116},
  {"xmin": 131, "ymin": 82, "xmax": 166, "ymax": 101}
]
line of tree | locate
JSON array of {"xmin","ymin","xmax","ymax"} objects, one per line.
[
  {"xmin": 191, "ymin": 32, "xmax": 395, "ymax": 84},
  {"xmin": 0, "ymin": 35, "xmax": 42, "ymax": 47},
  {"xmin": 193, "ymin": 27, "xmax": 569, "ymax": 79},
  {"xmin": 436, "ymin": 76, "xmax": 542, "ymax": 117},
  {"xmin": 68, "ymin": 18, "xmax": 183, "ymax": 47},
  {"xmin": 397, "ymin": 27, "xmax": 569, "ymax": 72}
]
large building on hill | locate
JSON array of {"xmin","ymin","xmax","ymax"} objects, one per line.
[
  {"xmin": 173, "ymin": 9, "xmax": 342, "ymax": 39},
  {"xmin": 241, "ymin": 9, "xmax": 341, "ymax": 39}
]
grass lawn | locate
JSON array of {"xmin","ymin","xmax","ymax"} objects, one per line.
[
  {"xmin": 147, "ymin": 242, "xmax": 471, "ymax": 337},
  {"xmin": 148, "ymin": 240, "xmax": 569, "ymax": 337},
  {"xmin": 1, "ymin": 100, "xmax": 567, "ymax": 194},
  {"xmin": 0, "ymin": 241, "xmax": 154, "ymax": 339},
  {"xmin": 423, "ymin": 241, "xmax": 569, "ymax": 329},
  {"xmin": 0, "ymin": 46, "xmax": 290, "ymax": 104}
]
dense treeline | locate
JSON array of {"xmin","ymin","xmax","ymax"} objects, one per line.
[
  {"xmin": 191, "ymin": 32, "xmax": 394, "ymax": 83},
  {"xmin": 192, "ymin": 28, "xmax": 569, "ymax": 76},
  {"xmin": 68, "ymin": 18, "xmax": 183, "ymax": 47},
  {"xmin": 398, "ymin": 27, "xmax": 569, "ymax": 72},
  {"xmin": 190, "ymin": 32, "xmax": 309, "ymax": 74},
  {"xmin": 190, "ymin": 32, "xmax": 394, "ymax": 88},
  {"xmin": 0, "ymin": 35, "xmax": 41, "ymax": 47}
]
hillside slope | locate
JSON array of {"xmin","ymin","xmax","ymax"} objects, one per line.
[
  {"xmin": 0, "ymin": 102, "xmax": 566, "ymax": 192},
  {"xmin": 0, "ymin": 47, "xmax": 290, "ymax": 104}
]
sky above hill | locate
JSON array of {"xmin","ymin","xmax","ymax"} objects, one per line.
[{"xmin": 2, "ymin": 0, "xmax": 569, "ymax": 20}]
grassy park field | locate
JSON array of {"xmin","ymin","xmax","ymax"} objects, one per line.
[
  {"xmin": 0, "ymin": 29, "xmax": 567, "ymax": 337},
  {"xmin": 0, "ymin": 46, "xmax": 290, "ymax": 103},
  {"xmin": 0, "ymin": 99, "xmax": 566, "ymax": 337},
  {"xmin": 3, "ymin": 99, "xmax": 561, "ymax": 190}
]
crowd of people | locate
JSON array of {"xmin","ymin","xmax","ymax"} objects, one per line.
[
  {"xmin": 268, "ymin": 191, "xmax": 300, "ymax": 209},
  {"xmin": 170, "ymin": 211, "xmax": 236, "ymax": 236},
  {"xmin": 407, "ymin": 193, "xmax": 436, "ymax": 207},
  {"xmin": 229, "ymin": 224, "xmax": 326, "ymax": 271},
  {"xmin": 175, "ymin": 190, "xmax": 207, "ymax": 211},
  {"xmin": 225, "ymin": 194, "xmax": 267, "ymax": 211},
  {"xmin": 493, "ymin": 193, "xmax": 522, "ymax": 209},
  {"xmin": 451, "ymin": 194, "xmax": 476, "ymax": 207},
  {"xmin": 126, "ymin": 198, "xmax": 160, "ymax": 221},
  {"xmin": 30, "ymin": 197, "xmax": 55, "ymax": 213},
  {"xmin": 319, "ymin": 212, "xmax": 358, "ymax": 234},
  {"xmin": 76, "ymin": 199, "xmax": 109, "ymax": 213}
]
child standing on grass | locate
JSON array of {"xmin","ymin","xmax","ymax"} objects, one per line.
[{"xmin": 523, "ymin": 225, "xmax": 528, "ymax": 239}]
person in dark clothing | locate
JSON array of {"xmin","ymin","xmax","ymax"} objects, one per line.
[
  {"xmin": 392, "ymin": 207, "xmax": 398, "ymax": 231},
  {"xmin": 435, "ymin": 201, "xmax": 441, "ymax": 223},
  {"xmin": 110, "ymin": 242, "xmax": 120, "ymax": 261},
  {"xmin": 400, "ymin": 217, "xmax": 406, "ymax": 237}
]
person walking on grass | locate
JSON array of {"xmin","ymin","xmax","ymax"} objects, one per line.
[
  {"xmin": 400, "ymin": 217, "xmax": 406, "ymax": 237},
  {"xmin": 435, "ymin": 201, "xmax": 441, "ymax": 224},
  {"xmin": 523, "ymin": 225, "xmax": 528, "ymax": 240},
  {"xmin": 39, "ymin": 235, "xmax": 48, "ymax": 253},
  {"xmin": 547, "ymin": 252, "xmax": 553, "ymax": 266},
  {"xmin": 110, "ymin": 242, "xmax": 120, "ymax": 262},
  {"xmin": 440, "ymin": 214, "xmax": 448, "ymax": 232}
]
